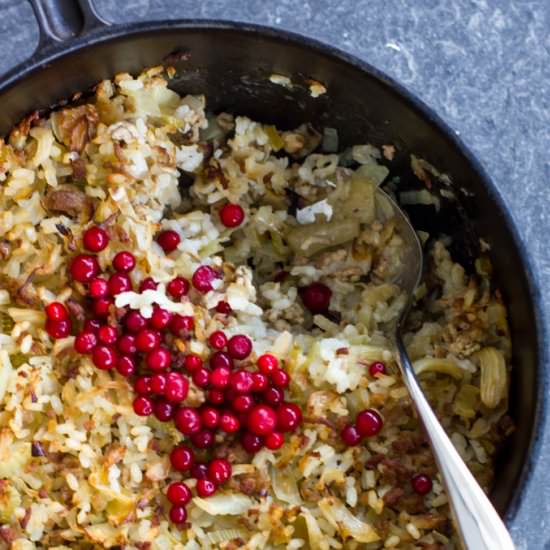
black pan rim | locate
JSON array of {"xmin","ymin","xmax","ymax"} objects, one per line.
[{"xmin": 0, "ymin": 17, "xmax": 546, "ymax": 523}]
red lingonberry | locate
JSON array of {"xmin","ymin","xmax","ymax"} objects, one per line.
[
  {"xmin": 250, "ymin": 372, "xmax": 268, "ymax": 392},
  {"xmin": 200, "ymin": 406, "xmax": 220, "ymax": 429},
  {"xmin": 116, "ymin": 355, "xmax": 136, "ymax": 377},
  {"xmin": 369, "ymin": 361, "xmax": 386, "ymax": 377},
  {"xmin": 150, "ymin": 373, "xmax": 167, "ymax": 394},
  {"xmin": 191, "ymin": 429, "xmax": 214, "ymax": 449},
  {"xmin": 232, "ymin": 394, "xmax": 254, "ymax": 413},
  {"xmin": 184, "ymin": 354, "xmax": 203, "ymax": 373},
  {"xmin": 134, "ymin": 376, "xmax": 152, "ymax": 395},
  {"xmin": 74, "ymin": 331, "xmax": 97, "ymax": 354},
  {"xmin": 146, "ymin": 346, "xmax": 172, "ymax": 371},
  {"xmin": 167, "ymin": 277, "xmax": 190, "ymax": 299},
  {"xmin": 45, "ymin": 302, "xmax": 68, "ymax": 321},
  {"xmin": 112, "ymin": 251, "xmax": 136, "ymax": 273},
  {"xmin": 166, "ymin": 481, "xmax": 192, "ymax": 505},
  {"xmin": 196, "ymin": 479, "xmax": 216, "ymax": 498},
  {"xmin": 154, "ymin": 399, "xmax": 175, "ymax": 422},
  {"xmin": 70, "ymin": 254, "xmax": 100, "ymax": 283},
  {"xmin": 219, "ymin": 203, "xmax": 245, "ymax": 228},
  {"xmin": 247, "ymin": 404, "xmax": 277, "ymax": 436},
  {"xmin": 209, "ymin": 350, "xmax": 233, "ymax": 370},
  {"xmin": 215, "ymin": 300, "xmax": 232, "ymax": 315},
  {"xmin": 227, "ymin": 334, "xmax": 252, "ymax": 360},
  {"xmin": 207, "ymin": 458, "xmax": 232, "ymax": 484},
  {"xmin": 133, "ymin": 395, "xmax": 153, "ymax": 416},
  {"xmin": 276, "ymin": 403, "xmax": 302, "ymax": 432},
  {"xmin": 174, "ymin": 407, "xmax": 201, "ymax": 435},
  {"xmin": 164, "ymin": 372, "xmax": 189, "ymax": 403},
  {"xmin": 257, "ymin": 353, "xmax": 278, "ymax": 374},
  {"xmin": 169, "ymin": 504, "xmax": 187, "ymax": 524},
  {"xmin": 135, "ymin": 329, "xmax": 161, "ymax": 353},
  {"xmin": 83, "ymin": 318, "xmax": 101, "ymax": 333},
  {"xmin": 149, "ymin": 306, "xmax": 172, "ymax": 330},
  {"xmin": 92, "ymin": 297, "xmax": 113, "ymax": 318},
  {"xmin": 117, "ymin": 334, "xmax": 137, "ymax": 355},
  {"xmin": 192, "ymin": 265, "xmax": 218, "ymax": 293},
  {"xmin": 139, "ymin": 277, "xmax": 158, "ymax": 292},
  {"xmin": 210, "ymin": 366, "xmax": 231, "ymax": 389},
  {"xmin": 108, "ymin": 272, "xmax": 132, "ymax": 295},
  {"xmin": 98, "ymin": 325, "xmax": 118, "ymax": 345},
  {"xmin": 191, "ymin": 463, "xmax": 208, "ymax": 480},
  {"xmin": 411, "ymin": 474, "xmax": 433, "ymax": 495},
  {"xmin": 341, "ymin": 424, "xmax": 362, "ymax": 446},
  {"xmin": 241, "ymin": 432, "xmax": 263, "ymax": 453},
  {"xmin": 169, "ymin": 314, "xmax": 194, "ymax": 336},
  {"xmin": 263, "ymin": 386, "xmax": 283, "ymax": 406},
  {"xmin": 170, "ymin": 444, "xmax": 194, "ymax": 471},
  {"xmin": 229, "ymin": 369, "xmax": 254, "ymax": 394},
  {"xmin": 271, "ymin": 368, "xmax": 290, "ymax": 388},
  {"xmin": 265, "ymin": 431, "xmax": 285, "ymax": 450},
  {"xmin": 356, "ymin": 409, "xmax": 383, "ymax": 437},
  {"xmin": 156, "ymin": 230, "xmax": 181, "ymax": 253},
  {"xmin": 92, "ymin": 344, "xmax": 117, "ymax": 370},
  {"xmin": 124, "ymin": 310, "xmax": 147, "ymax": 333},
  {"xmin": 208, "ymin": 330, "xmax": 227, "ymax": 350},
  {"xmin": 82, "ymin": 226, "xmax": 109, "ymax": 252},
  {"xmin": 89, "ymin": 277, "xmax": 109, "ymax": 298},
  {"xmin": 207, "ymin": 389, "xmax": 225, "ymax": 405},
  {"xmin": 299, "ymin": 282, "xmax": 332, "ymax": 313},
  {"xmin": 219, "ymin": 411, "xmax": 240, "ymax": 433},
  {"xmin": 192, "ymin": 368, "xmax": 210, "ymax": 388}
]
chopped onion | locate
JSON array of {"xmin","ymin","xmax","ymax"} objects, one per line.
[
  {"xmin": 318, "ymin": 497, "xmax": 380, "ymax": 543},
  {"xmin": 271, "ymin": 467, "xmax": 302, "ymax": 505},
  {"xmin": 193, "ymin": 494, "xmax": 253, "ymax": 515}
]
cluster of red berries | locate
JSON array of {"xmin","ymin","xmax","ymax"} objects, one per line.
[
  {"xmin": 154, "ymin": 347, "xmax": 301, "ymax": 522},
  {"xmin": 340, "ymin": 360, "xmax": 433, "ymax": 497},
  {"xmin": 340, "ymin": 362, "xmax": 387, "ymax": 446},
  {"xmin": 166, "ymin": 453, "xmax": 233, "ymax": 524},
  {"xmin": 45, "ymin": 222, "xmax": 301, "ymax": 524}
]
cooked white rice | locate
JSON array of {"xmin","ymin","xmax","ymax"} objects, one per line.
[{"xmin": 0, "ymin": 66, "xmax": 512, "ymax": 549}]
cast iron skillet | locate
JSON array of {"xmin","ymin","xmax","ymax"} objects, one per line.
[{"xmin": 1, "ymin": 0, "xmax": 545, "ymax": 527}]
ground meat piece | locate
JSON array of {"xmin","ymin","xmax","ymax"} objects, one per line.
[
  {"xmin": 418, "ymin": 544, "xmax": 445, "ymax": 550},
  {"xmin": 365, "ymin": 454, "xmax": 385, "ymax": 469},
  {"xmin": 399, "ymin": 493, "xmax": 427, "ymax": 514},
  {"xmin": 391, "ymin": 432, "xmax": 426, "ymax": 454},
  {"xmin": 228, "ymin": 474, "xmax": 267, "ymax": 497},
  {"xmin": 383, "ymin": 487, "xmax": 404, "ymax": 506},
  {"xmin": 379, "ymin": 458, "xmax": 411, "ymax": 485},
  {"xmin": 44, "ymin": 184, "xmax": 94, "ymax": 220},
  {"xmin": 214, "ymin": 443, "xmax": 249, "ymax": 464}
]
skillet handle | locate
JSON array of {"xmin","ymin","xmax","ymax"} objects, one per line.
[{"xmin": 28, "ymin": 0, "xmax": 110, "ymax": 53}]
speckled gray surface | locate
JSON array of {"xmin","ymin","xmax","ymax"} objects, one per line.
[{"xmin": 0, "ymin": 0, "xmax": 548, "ymax": 546}]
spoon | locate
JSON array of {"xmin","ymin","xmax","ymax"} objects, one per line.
[{"xmin": 379, "ymin": 190, "xmax": 515, "ymax": 550}]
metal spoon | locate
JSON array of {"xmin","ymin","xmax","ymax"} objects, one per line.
[{"xmin": 379, "ymin": 190, "xmax": 515, "ymax": 550}]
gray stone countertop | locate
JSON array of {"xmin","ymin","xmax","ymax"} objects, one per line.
[{"xmin": 0, "ymin": 0, "xmax": 548, "ymax": 547}]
